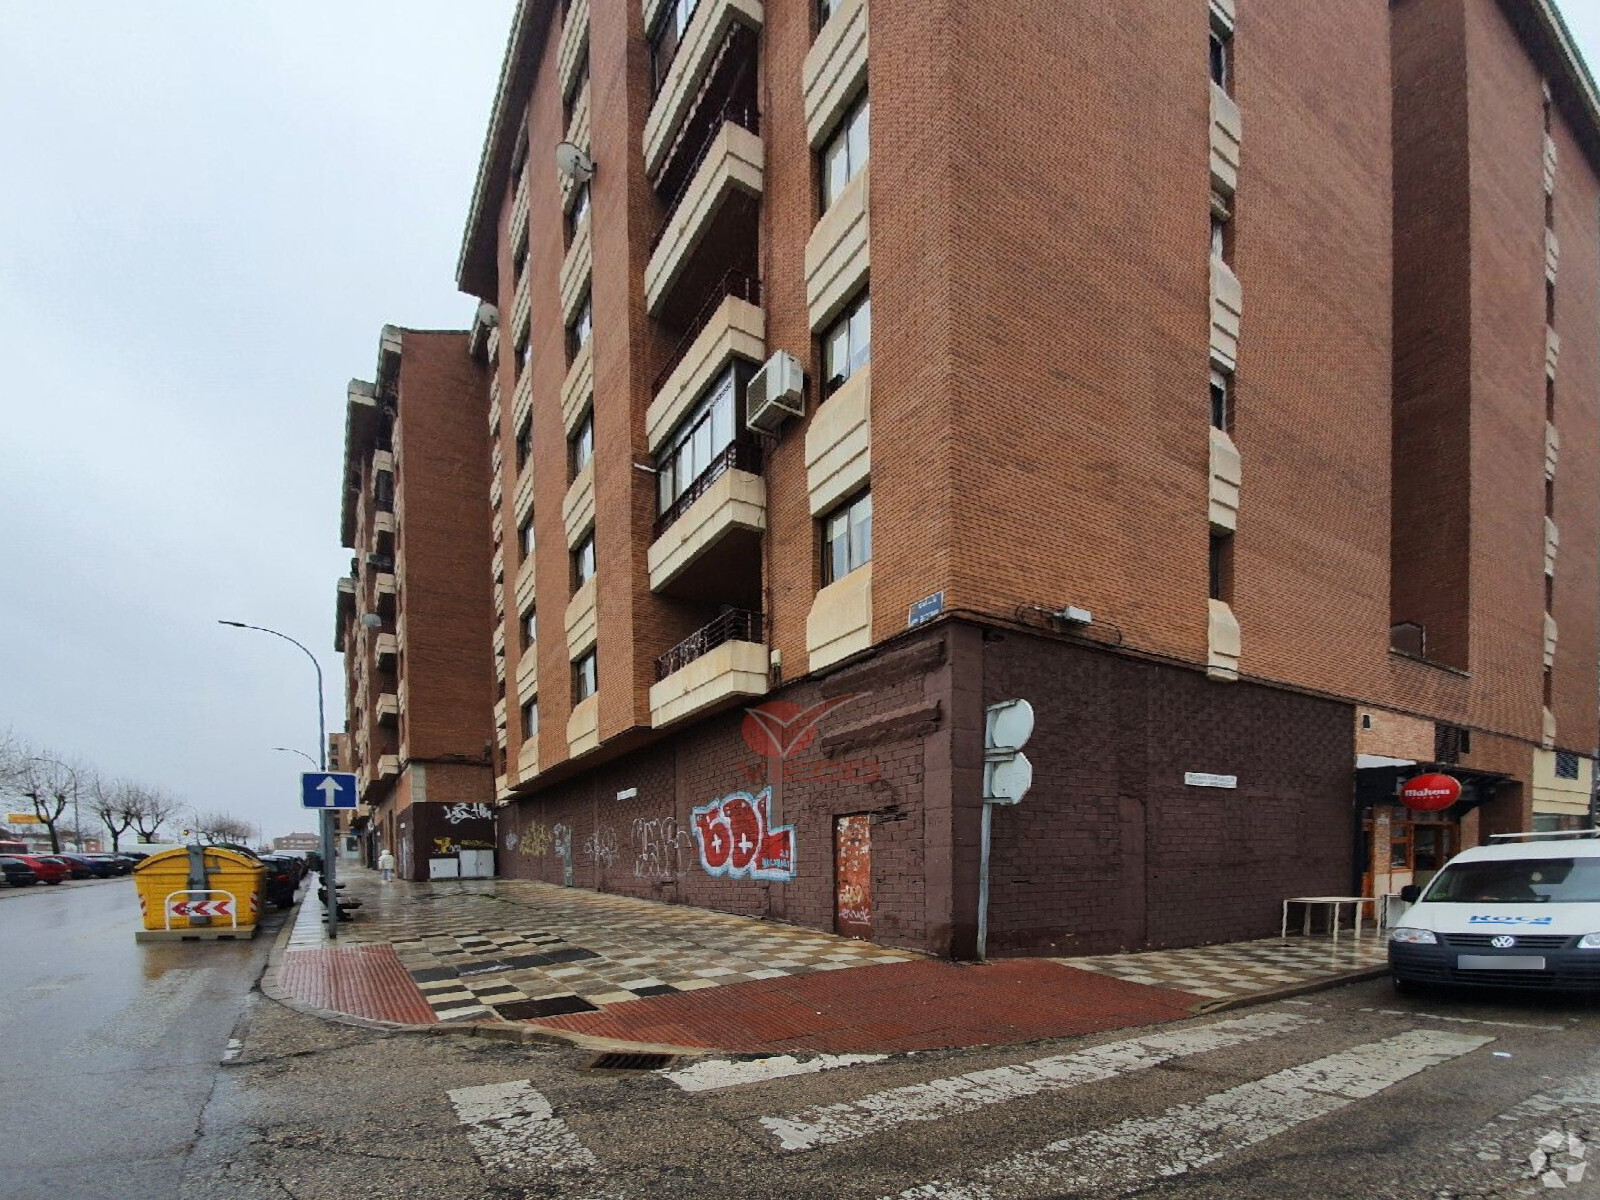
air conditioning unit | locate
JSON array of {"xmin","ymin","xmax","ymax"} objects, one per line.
[{"xmin": 746, "ymin": 351, "xmax": 805, "ymax": 435}]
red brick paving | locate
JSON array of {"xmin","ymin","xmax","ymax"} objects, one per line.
[
  {"xmin": 532, "ymin": 959, "xmax": 1206, "ymax": 1053},
  {"xmin": 279, "ymin": 945, "xmax": 438, "ymax": 1025}
]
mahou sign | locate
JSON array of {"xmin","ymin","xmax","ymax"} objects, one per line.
[{"xmin": 1400, "ymin": 772, "xmax": 1462, "ymax": 812}]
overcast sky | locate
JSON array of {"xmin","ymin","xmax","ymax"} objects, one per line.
[{"xmin": 1, "ymin": 3, "xmax": 1598, "ymax": 843}]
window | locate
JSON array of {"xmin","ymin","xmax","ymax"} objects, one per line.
[
  {"xmin": 515, "ymin": 416, "xmax": 533, "ymax": 471},
  {"xmin": 1210, "ymin": 368, "xmax": 1231, "ymax": 432},
  {"xmin": 822, "ymin": 291, "xmax": 871, "ymax": 396},
  {"xmin": 657, "ymin": 368, "xmax": 741, "ymax": 515},
  {"xmin": 650, "ymin": 0, "xmax": 697, "ymax": 94},
  {"xmin": 573, "ymin": 533, "xmax": 596, "ymax": 587},
  {"xmin": 1546, "ymin": 191, "xmax": 1556, "ymax": 229},
  {"xmin": 522, "ymin": 606, "xmax": 537, "ymax": 644},
  {"xmin": 566, "ymin": 182, "xmax": 591, "ymax": 245},
  {"xmin": 520, "ymin": 515, "xmax": 536, "ymax": 559},
  {"xmin": 569, "ymin": 409, "xmax": 594, "ymax": 478},
  {"xmin": 513, "ymin": 237, "xmax": 529, "ymax": 281},
  {"xmin": 521, "ymin": 697, "xmax": 538, "ymax": 739},
  {"xmin": 1208, "ymin": 530, "xmax": 1233, "ymax": 603},
  {"xmin": 817, "ymin": 0, "xmax": 837, "ymax": 28},
  {"xmin": 1423, "ymin": 857, "xmax": 1600, "ymax": 904},
  {"xmin": 1546, "ymin": 478, "xmax": 1556, "ymax": 521},
  {"xmin": 1545, "ymin": 570, "xmax": 1555, "ymax": 610},
  {"xmin": 1547, "ymin": 279, "xmax": 1556, "ymax": 325},
  {"xmin": 1210, "ymin": 205, "xmax": 1232, "ymax": 264},
  {"xmin": 573, "ymin": 651, "xmax": 598, "ymax": 702},
  {"xmin": 821, "ymin": 93, "xmax": 870, "ymax": 210},
  {"xmin": 1557, "ymin": 751, "xmax": 1581, "ymax": 780},
  {"xmin": 563, "ymin": 59, "xmax": 588, "ymax": 126},
  {"xmin": 822, "ymin": 490, "xmax": 872, "ymax": 584},
  {"xmin": 1210, "ymin": 25, "xmax": 1231, "ymax": 92},
  {"xmin": 567, "ymin": 293, "xmax": 592, "ymax": 360}
]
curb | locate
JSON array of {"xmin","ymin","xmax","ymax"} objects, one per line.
[{"xmin": 1191, "ymin": 963, "xmax": 1391, "ymax": 1014}]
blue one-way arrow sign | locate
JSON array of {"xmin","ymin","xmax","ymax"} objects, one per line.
[{"xmin": 301, "ymin": 772, "xmax": 358, "ymax": 810}]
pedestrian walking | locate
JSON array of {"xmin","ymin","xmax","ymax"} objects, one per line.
[{"xmin": 378, "ymin": 847, "xmax": 395, "ymax": 883}]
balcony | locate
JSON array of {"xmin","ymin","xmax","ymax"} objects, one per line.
[
  {"xmin": 513, "ymin": 461, "xmax": 537, "ymax": 528},
  {"xmin": 374, "ymin": 572, "xmax": 397, "ymax": 613},
  {"xmin": 492, "ymin": 509, "xmax": 504, "ymax": 547},
  {"xmin": 510, "ymin": 263, "xmax": 532, "ymax": 352},
  {"xmin": 491, "ymin": 545, "xmax": 506, "ymax": 586},
  {"xmin": 649, "ymin": 442, "xmax": 766, "ymax": 594},
  {"xmin": 1543, "ymin": 706, "xmax": 1557, "ymax": 749},
  {"xmin": 807, "ymin": 562, "xmax": 872, "ymax": 672},
  {"xmin": 516, "ymin": 641, "xmax": 539, "ymax": 705},
  {"xmin": 1545, "ymin": 516, "xmax": 1560, "ymax": 575},
  {"xmin": 375, "ymin": 633, "xmax": 398, "ymax": 670},
  {"xmin": 335, "ymin": 576, "xmax": 356, "ymax": 651},
  {"xmin": 490, "ymin": 468, "xmax": 503, "ymax": 512},
  {"xmin": 1545, "ymin": 612, "xmax": 1559, "ymax": 668},
  {"xmin": 1547, "ymin": 326, "xmax": 1561, "ymax": 380},
  {"xmin": 643, "ymin": 0, "xmax": 764, "ymax": 180},
  {"xmin": 1209, "ymin": 81, "xmax": 1241, "ymax": 199},
  {"xmin": 377, "ymin": 754, "xmax": 400, "ymax": 781},
  {"xmin": 518, "ymin": 733, "xmax": 541, "ymax": 779},
  {"xmin": 567, "ymin": 693, "xmax": 600, "ymax": 756},
  {"xmin": 565, "ymin": 575, "xmax": 598, "ymax": 657},
  {"xmin": 514, "ymin": 551, "xmax": 537, "ymax": 620},
  {"xmin": 557, "ymin": 0, "xmax": 590, "ymax": 102},
  {"xmin": 494, "ymin": 697, "xmax": 508, "ymax": 745},
  {"xmin": 564, "ymin": 459, "xmax": 596, "ymax": 548},
  {"xmin": 1208, "ymin": 425, "xmax": 1241, "ymax": 532},
  {"xmin": 488, "ymin": 376, "xmax": 503, "ymax": 437},
  {"xmin": 560, "ymin": 212, "xmax": 593, "ymax": 325},
  {"xmin": 372, "ymin": 449, "xmax": 394, "ymax": 479},
  {"xmin": 376, "ymin": 693, "xmax": 399, "ymax": 727},
  {"xmin": 646, "ymin": 110, "xmax": 763, "ymax": 318},
  {"xmin": 1207, "ymin": 599, "xmax": 1240, "ymax": 682},
  {"xmin": 805, "ymin": 363, "xmax": 870, "ymax": 516},
  {"xmin": 509, "ymin": 166, "xmax": 530, "ymax": 263},
  {"xmin": 649, "ymin": 273, "xmax": 763, "ymax": 451},
  {"xmin": 803, "ymin": 0, "xmax": 868, "ymax": 147},
  {"xmin": 1546, "ymin": 227, "xmax": 1561, "ymax": 283},
  {"xmin": 562, "ymin": 337, "xmax": 594, "ymax": 436},
  {"xmin": 1545, "ymin": 132, "xmax": 1559, "ymax": 194},
  {"xmin": 805, "ymin": 162, "xmax": 869, "ymax": 331},
  {"xmin": 1546, "ymin": 421, "xmax": 1560, "ymax": 480},
  {"xmin": 1210, "ymin": 256, "xmax": 1241, "ymax": 373},
  {"xmin": 650, "ymin": 610, "xmax": 769, "ymax": 728},
  {"xmin": 372, "ymin": 510, "xmax": 397, "ymax": 554}
]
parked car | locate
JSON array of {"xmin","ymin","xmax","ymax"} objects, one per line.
[
  {"xmin": 258, "ymin": 855, "xmax": 302, "ymax": 911},
  {"xmin": 91, "ymin": 854, "xmax": 138, "ymax": 875},
  {"xmin": 45, "ymin": 854, "xmax": 95, "ymax": 880},
  {"xmin": 55, "ymin": 852, "xmax": 113, "ymax": 879},
  {"xmin": 13, "ymin": 855, "xmax": 71, "ymax": 885},
  {"xmin": 0, "ymin": 857, "xmax": 38, "ymax": 886}
]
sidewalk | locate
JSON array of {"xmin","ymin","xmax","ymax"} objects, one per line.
[{"xmin": 264, "ymin": 867, "xmax": 1388, "ymax": 1054}]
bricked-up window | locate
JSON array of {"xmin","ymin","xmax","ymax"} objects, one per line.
[
  {"xmin": 519, "ymin": 515, "xmax": 536, "ymax": 558},
  {"xmin": 821, "ymin": 93, "xmax": 870, "ymax": 211},
  {"xmin": 572, "ymin": 533, "xmax": 596, "ymax": 588},
  {"xmin": 569, "ymin": 410, "xmax": 594, "ymax": 480},
  {"xmin": 515, "ymin": 416, "xmax": 533, "ymax": 471},
  {"xmin": 573, "ymin": 651, "xmax": 598, "ymax": 702},
  {"xmin": 822, "ymin": 291, "xmax": 871, "ymax": 397},
  {"xmin": 565, "ymin": 182, "xmax": 591, "ymax": 247},
  {"xmin": 522, "ymin": 606, "xmax": 537, "ymax": 643},
  {"xmin": 1557, "ymin": 751, "xmax": 1581, "ymax": 780},
  {"xmin": 1207, "ymin": 530, "xmax": 1234, "ymax": 603},
  {"xmin": 649, "ymin": 0, "xmax": 698, "ymax": 96},
  {"xmin": 567, "ymin": 293, "xmax": 593, "ymax": 362},
  {"xmin": 1209, "ymin": 24, "xmax": 1231, "ymax": 93},
  {"xmin": 1210, "ymin": 368, "xmax": 1231, "ymax": 432},
  {"xmin": 656, "ymin": 366, "xmax": 741, "ymax": 514},
  {"xmin": 822, "ymin": 490, "xmax": 872, "ymax": 584},
  {"xmin": 522, "ymin": 697, "xmax": 539, "ymax": 739}
]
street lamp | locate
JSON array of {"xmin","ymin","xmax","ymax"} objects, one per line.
[
  {"xmin": 271, "ymin": 746, "xmax": 319, "ymax": 768},
  {"xmin": 219, "ymin": 619, "xmax": 339, "ymax": 939}
]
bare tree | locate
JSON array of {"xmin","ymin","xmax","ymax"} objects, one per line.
[
  {"xmin": 130, "ymin": 788, "xmax": 181, "ymax": 844},
  {"xmin": 89, "ymin": 776, "xmax": 138, "ymax": 853},
  {"xmin": 15, "ymin": 756, "xmax": 78, "ymax": 853}
]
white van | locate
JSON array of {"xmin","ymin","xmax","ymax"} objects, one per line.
[{"xmin": 1389, "ymin": 829, "xmax": 1600, "ymax": 992}]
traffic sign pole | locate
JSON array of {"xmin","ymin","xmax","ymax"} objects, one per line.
[
  {"xmin": 977, "ymin": 699, "xmax": 1035, "ymax": 961},
  {"xmin": 299, "ymin": 771, "xmax": 355, "ymax": 940}
]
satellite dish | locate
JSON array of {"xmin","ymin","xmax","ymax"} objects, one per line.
[{"xmin": 555, "ymin": 141, "xmax": 595, "ymax": 183}]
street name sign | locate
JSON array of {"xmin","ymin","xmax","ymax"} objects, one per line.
[{"xmin": 301, "ymin": 772, "xmax": 358, "ymax": 810}]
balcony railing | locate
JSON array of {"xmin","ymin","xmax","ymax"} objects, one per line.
[
  {"xmin": 656, "ymin": 608, "xmax": 763, "ymax": 680},
  {"xmin": 650, "ymin": 99, "xmax": 761, "ymax": 251},
  {"xmin": 653, "ymin": 436, "xmax": 762, "ymax": 539},
  {"xmin": 652, "ymin": 270, "xmax": 761, "ymax": 396}
]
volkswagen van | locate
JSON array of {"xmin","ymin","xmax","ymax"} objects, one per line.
[{"xmin": 1389, "ymin": 830, "xmax": 1600, "ymax": 991}]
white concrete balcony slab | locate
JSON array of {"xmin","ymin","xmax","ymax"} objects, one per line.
[
  {"xmin": 517, "ymin": 733, "xmax": 541, "ymax": 778},
  {"xmin": 648, "ymin": 295, "xmax": 764, "ymax": 452},
  {"xmin": 807, "ymin": 561, "xmax": 871, "ymax": 672},
  {"xmin": 567, "ymin": 693, "xmax": 600, "ymax": 756},
  {"xmin": 557, "ymin": 0, "xmax": 590, "ymax": 101},
  {"xmin": 376, "ymin": 693, "xmax": 399, "ymax": 726},
  {"xmin": 563, "ymin": 459, "xmax": 596, "ymax": 548},
  {"xmin": 375, "ymin": 633, "xmax": 398, "ymax": 669},
  {"xmin": 565, "ymin": 575, "xmax": 598, "ymax": 657},
  {"xmin": 510, "ymin": 264, "xmax": 532, "ymax": 350},
  {"xmin": 491, "ymin": 509, "xmax": 504, "ymax": 546},
  {"xmin": 493, "ymin": 622, "xmax": 506, "ymax": 660},
  {"xmin": 1545, "ymin": 133, "xmax": 1559, "ymax": 194},
  {"xmin": 650, "ymin": 637, "xmax": 769, "ymax": 728},
  {"xmin": 1547, "ymin": 227, "xmax": 1561, "ymax": 283},
  {"xmin": 491, "ymin": 545, "xmax": 506, "ymax": 586},
  {"xmin": 560, "ymin": 214, "xmax": 593, "ymax": 326},
  {"xmin": 516, "ymin": 641, "xmax": 539, "ymax": 706},
  {"xmin": 1547, "ymin": 420, "xmax": 1561, "ymax": 481},
  {"xmin": 373, "ymin": 510, "xmax": 397, "ymax": 545},
  {"xmin": 490, "ymin": 467, "xmax": 503, "ymax": 511},
  {"xmin": 374, "ymin": 573, "xmax": 397, "ymax": 605},
  {"xmin": 803, "ymin": 0, "xmax": 868, "ymax": 147},
  {"xmin": 805, "ymin": 163, "xmax": 869, "ymax": 331},
  {"xmin": 513, "ymin": 462, "xmax": 536, "ymax": 529},
  {"xmin": 1545, "ymin": 612, "xmax": 1559, "ymax": 668},
  {"xmin": 1543, "ymin": 706, "xmax": 1557, "ymax": 749},
  {"xmin": 514, "ymin": 552, "xmax": 537, "ymax": 620},
  {"xmin": 1545, "ymin": 516, "xmax": 1560, "ymax": 575},
  {"xmin": 805, "ymin": 364, "xmax": 870, "ymax": 517},
  {"xmin": 495, "ymin": 772, "xmax": 512, "ymax": 800},
  {"xmin": 648, "ymin": 466, "xmax": 766, "ymax": 591},
  {"xmin": 1209, "ymin": 426, "xmax": 1241, "ymax": 531},
  {"xmin": 561, "ymin": 338, "xmax": 594, "ymax": 436},
  {"xmin": 509, "ymin": 167, "xmax": 530, "ymax": 262},
  {"xmin": 642, "ymin": 0, "xmax": 763, "ymax": 180},
  {"xmin": 372, "ymin": 449, "xmax": 395, "ymax": 477},
  {"xmin": 377, "ymin": 754, "xmax": 400, "ymax": 780},
  {"xmin": 1547, "ymin": 326, "xmax": 1562, "ymax": 380},
  {"xmin": 510, "ymin": 366, "xmax": 534, "ymax": 440},
  {"xmin": 1207, "ymin": 599, "xmax": 1240, "ymax": 682},
  {"xmin": 645, "ymin": 122, "xmax": 764, "ymax": 316},
  {"xmin": 1210, "ymin": 81, "xmax": 1241, "ymax": 199},
  {"xmin": 1210, "ymin": 256, "xmax": 1241, "ymax": 372}
]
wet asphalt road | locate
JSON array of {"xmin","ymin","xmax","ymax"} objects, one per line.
[{"xmin": 0, "ymin": 876, "xmax": 281, "ymax": 1200}]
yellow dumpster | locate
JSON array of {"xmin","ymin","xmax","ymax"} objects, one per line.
[{"xmin": 133, "ymin": 846, "xmax": 266, "ymax": 942}]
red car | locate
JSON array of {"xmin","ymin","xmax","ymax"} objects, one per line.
[{"xmin": 13, "ymin": 855, "xmax": 71, "ymax": 885}]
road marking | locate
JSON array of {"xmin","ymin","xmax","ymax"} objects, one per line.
[
  {"xmin": 221, "ymin": 1038, "xmax": 243, "ymax": 1063},
  {"xmin": 760, "ymin": 1010, "xmax": 1317, "ymax": 1153},
  {"xmin": 1356, "ymin": 1006, "xmax": 1565, "ymax": 1032},
  {"xmin": 666, "ymin": 1053, "xmax": 887, "ymax": 1093},
  {"xmin": 448, "ymin": 1079, "xmax": 597, "ymax": 1173},
  {"xmin": 885, "ymin": 1028, "xmax": 1492, "ymax": 1199}
]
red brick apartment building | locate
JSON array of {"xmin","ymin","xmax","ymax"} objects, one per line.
[
  {"xmin": 335, "ymin": 327, "xmax": 498, "ymax": 881},
  {"xmin": 445, "ymin": 0, "xmax": 1600, "ymax": 957}
]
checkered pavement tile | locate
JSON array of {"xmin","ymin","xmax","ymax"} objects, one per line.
[{"xmin": 1061, "ymin": 935, "xmax": 1388, "ymax": 1001}]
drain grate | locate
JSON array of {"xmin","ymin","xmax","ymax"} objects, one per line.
[{"xmin": 586, "ymin": 1052, "xmax": 676, "ymax": 1073}]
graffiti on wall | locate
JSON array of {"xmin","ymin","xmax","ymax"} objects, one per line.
[
  {"xmin": 514, "ymin": 823, "xmax": 555, "ymax": 857},
  {"xmin": 632, "ymin": 816, "xmax": 692, "ymax": 880},
  {"xmin": 442, "ymin": 802, "xmax": 494, "ymax": 824},
  {"xmin": 582, "ymin": 826, "xmax": 618, "ymax": 869},
  {"xmin": 434, "ymin": 837, "xmax": 495, "ymax": 856},
  {"xmin": 690, "ymin": 787, "xmax": 795, "ymax": 882},
  {"xmin": 553, "ymin": 823, "xmax": 574, "ymax": 886}
]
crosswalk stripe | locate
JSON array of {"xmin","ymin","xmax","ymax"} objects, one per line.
[
  {"xmin": 759, "ymin": 1010, "xmax": 1317, "ymax": 1153},
  {"xmin": 447, "ymin": 1079, "xmax": 597, "ymax": 1173},
  {"xmin": 886, "ymin": 1028, "xmax": 1493, "ymax": 1199},
  {"xmin": 665, "ymin": 1053, "xmax": 888, "ymax": 1093}
]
